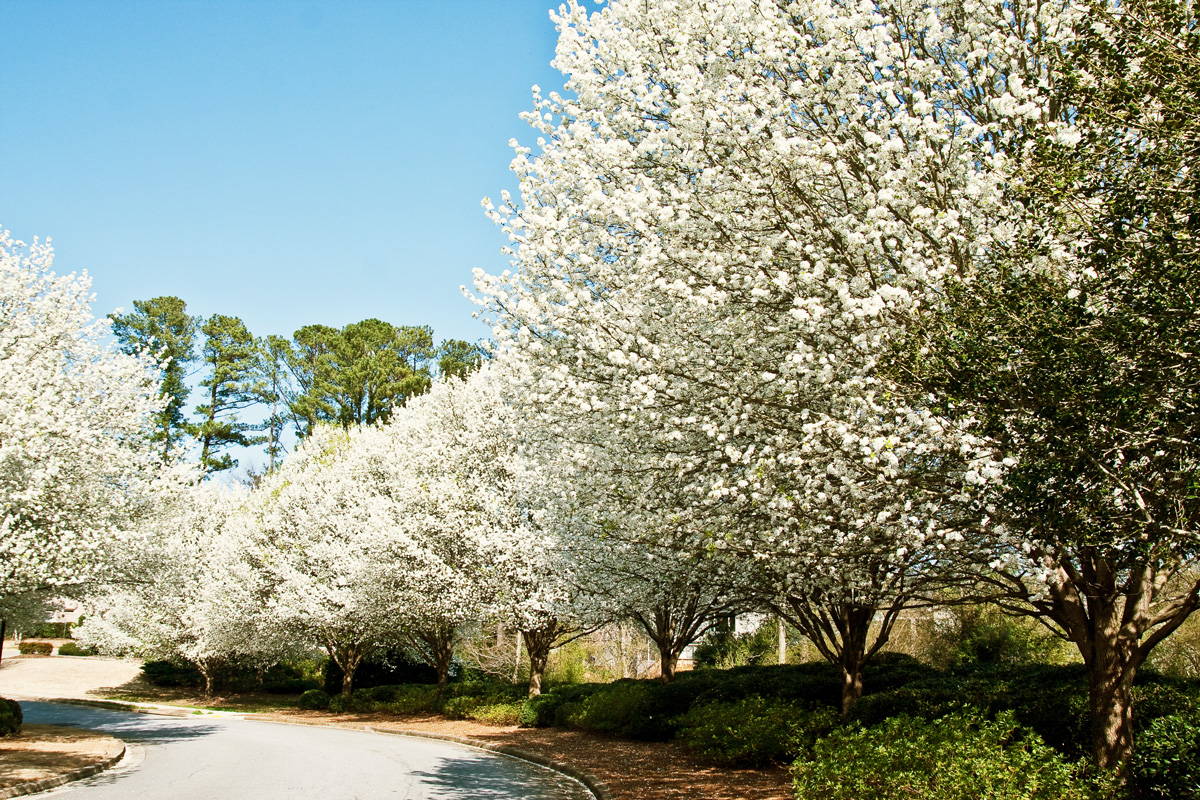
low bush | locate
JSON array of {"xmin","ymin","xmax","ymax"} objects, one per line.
[
  {"xmin": 520, "ymin": 684, "xmax": 605, "ymax": 727},
  {"xmin": 0, "ymin": 698, "xmax": 21, "ymax": 736},
  {"xmin": 377, "ymin": 685, "xmax": 440, "ymax": 715},
  {"xmin": 261, "ymin": 662, "xmax": 320, "ymax": 694},
  {"xmin": 565, "ymin": 680, "xmax": 678, "ymax": 740},
  {"xmin": 677, "ymin": 696, "xmax": 837, "ymax": 767},
  {"xmin": 141, "ymin": 659, "xmax": 203, "ymax": 688},
  {"xmin": 17, "ymin": 641, "xmax": 53, "ymax": 656},
  {"xmin": 297, "ymin": 689, "xmax": 332, "ymax": 711},
  {"xmin": 322, "ymin": 651, "xmax": 442, "ymax": 693},
  {"xmin": 441, "ymin": 695, "xmax": 484, "ymax": 719},
  {"xmin": 792, "ymin": 709, "xmax": 1097, "ymax": 800},
  {"xmin": 468, "ymin": 701, "xmax": 523, "ymax": 726},
  {"xmin": 1129, "ymin": 706, "xmax": 1200, "ymax": 800},
  {"xmin": 56, "ymin": 641, "xmax": 98, "ymax": 657}
]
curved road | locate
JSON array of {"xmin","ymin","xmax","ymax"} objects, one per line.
[{"xmin": 22, "ymin": 701, "xmax": 592, "ymax": 800}]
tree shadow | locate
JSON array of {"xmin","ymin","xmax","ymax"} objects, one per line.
[
  {"xmin": 406, "ymin": 750, "xmax": 592, "ymax": 800},
  {"xmin": 19, "ymin": 701, "xmax": 222, "ymax": 744}
]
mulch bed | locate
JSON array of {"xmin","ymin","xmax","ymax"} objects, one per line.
[{"xmin": 0, "ymin": 724, "xmax": 124, "ymax": 791}]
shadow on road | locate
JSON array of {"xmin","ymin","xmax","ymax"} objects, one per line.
[{"xmin": 408, "ymin": 751, "xmax": 591, "ymax": 800}]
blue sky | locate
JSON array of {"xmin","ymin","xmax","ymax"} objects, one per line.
[{"xmin": 2, "ymin": 0, "xmax": 564, "ymax": 346}]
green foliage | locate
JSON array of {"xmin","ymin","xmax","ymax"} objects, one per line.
[
  {"xmin": 285, "ymin": 320, "xmax": 435, "ymax": 434},
  {"xmin": 16, "ymin": 641, "xmax": 53, "ymax": 655},
  {"xmin": 297, "ymin": 689, "xmax": 332, "ymax": 711},
  {"xmin": 564, "ymin": 679, "xmax": 680, "ymax": 740},
  {"xmin": 792, "ymin": 710, "xmax": 1096, "ymax": 800},
  {"xmin": 111, "ymin": 296, "xmax": 198, "ymax": 460},
  {"xmin": 0, "ymin": 698, "xmax": 22, "ymax": 736},
  {"xmin": 140, "ymin": 659, "xmax": 203, "ymax": 687},
  {"xmin": 1129, "ymin": 704, "xmax": 1200, "ymax": 800},
  {"xmin": 261, "ymin": 662, "xmax": 320, "ymax": 694},
  {"xmin": 192, "ymin": 314, "xmax": 263, "ymax": 474},
  {"xmin": 677, "ymin": 696, "xmax": 837, "ymax": 767},
  {"xmin": 545, "ymin": 639, "xmax": 588, "ymax": 685},
  {"xmin": 56, "ymin": 641, "xmax": 98, "ymax": 657},
  {"xmin": 440, "ymin": 695, "xmax": 484, "ymax": 719},
  {"xmin": 321, "ymin": 651, "xmax": 439, "ymax": 693},
  {"xmin": 436, "ymin": 339, "xmax": 486, "ymax": 380},
  {"xmin": 375, "ymin": 685, "xmax": 440, "ymax": 715},
  {"xmin": 519, "ymin": 683, "xmax": 605, "ymax": 727},
  {"xmin": 926, "ymin": 606, "xmax": 1066, "ymax": 670},
  {"xmin": 695, "ymin": 618, "xmax": 783, "ymax": 668},
  {"xmin": 468, "ymin": 701, "xmax": 523, "ymax": 726}
]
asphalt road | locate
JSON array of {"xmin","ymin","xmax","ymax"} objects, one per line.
[{"xmin": 21, "ymin": 701, "xmax": 593, "ymax": 800}]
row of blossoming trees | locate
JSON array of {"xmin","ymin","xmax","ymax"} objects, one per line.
[{"xmin": 3, "ymin": 0, "xmax": 1196, "ymax": 780}]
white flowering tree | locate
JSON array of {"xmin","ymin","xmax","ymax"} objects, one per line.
[
  {"xmin": 474, "ymin": 0, "xmax": 1024, "ymax": 711},
  {"xmin": 0, "ymin": 230, "xmax": 172, "ymax": 607},
  {"xmin": 893, "ymin": 0, "xmax": 1200, "ymax": 771},
  {"xmin": 236, "ymin": 425, "xmax": 409, "ymax": 695},
  {"xmin": 479, "ymin": 0, "xmax": 1197, "ymax": 768},
  {"xmin": 76, "ymin": 482, "xmax": 286, "ymax": 695}
]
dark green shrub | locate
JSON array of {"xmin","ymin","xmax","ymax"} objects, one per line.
[
  {"xmin": 444, "ymin": 678, "xmax": 525, "ymax": 702},
  {"xmin": 322, "ymin": 651, "xmax": 441, "ymax": 693},
  {"xmin": 519, "ymin": 683, "xmax": 605, "ymax": 727},
  {"xmin": 0, "ymin": 698, "xmax": 21, "ymax": 736},
  {"xmin": 677, "ymin": 696, "xmax": 837, "ymax": 767},
  {"xmin": 442, "ymin": 695, "xmax": 484, "ymax": 719},
  {"xmin": 297, "ymin": 689, "xmax": 332, "ymax": 710},
  {"xmin": 792, "ymin": 709, "xmax": 1096, "ymax": 800},
  {"xmin": 17, "ymin": 640, "xmax": 53, "ymax": 656},
  {"xmin": 468, "ymin": 701, "xmax": 523, "ymax": 726},
  {"xmin": 566, "ymin": 680, "xmax": 677, "ymax": 740},
  {"xmin": 381, "ymin": 685, "xmax": 440, "ymax": 715},
  {"xmin": 261, "ymin": 662, "xmax": 320, "ymax": 694},
  {"xmin": 56, "ymin": 642, "xmax": 97, "ymax": 657},
  {"xmin": 1129, "ymin": 707, "xmax": 1200, "ymax": 800},
  {"xmin": 328, "ymin": 691, "xmax": 376, "ymax": 713},
  {"xmin": 141, "ymin": 659, "xmax": 202, "ymax": 687}
]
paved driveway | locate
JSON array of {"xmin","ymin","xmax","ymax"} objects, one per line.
[
  {"xmin": 22, "ymin": 701, "xmax": 592, "ymax": 800},
  {"xmin": 0, "ymin": 655, "xmax": 142, "ymax": 700}
]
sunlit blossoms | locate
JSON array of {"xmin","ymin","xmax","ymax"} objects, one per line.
[{"xmin": 0, "ymin": 230, "xmax": 178, "ymax": 601}]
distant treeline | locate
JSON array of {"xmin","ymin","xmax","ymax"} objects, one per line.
[{"xmin": 112, "ymin": 296, "xmax": 484, "ymax": 474}]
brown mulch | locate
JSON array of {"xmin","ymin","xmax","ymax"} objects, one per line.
[
  {"xmin": 0, "ymin": 724, "xmax": 124, "ymax": 789},
  {"xmin": 244, "ymin": 708, "xmax": 792, "ymax": 800}
]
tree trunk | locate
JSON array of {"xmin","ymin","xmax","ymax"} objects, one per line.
[
  {"xmin": 659, "ymin": 645, "xmax": 678, "ymax": 683},
  {"xmin": 840, "ymin": 664, "xmax": 864, "ymax": 716},
  {"xmin": 1089, "ymin": 661, "xmax": 1135, "ymax": 772},
  {"xmin": 777, "ymin": 616, "xmax": 787, "ymax": 665},
  {"xmin": 522, "ymin": 629, "xmax": 553, "ymax": 697},
  {"xmin": 200, "ymin": 664, "xmax": 215, "ymax": 697}
]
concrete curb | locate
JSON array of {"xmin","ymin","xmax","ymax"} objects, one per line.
[
  {"xmin": 368, "ymin": 727, "xmax": 614, "ymax": 800},
  {"xmin": 0, "ymin": 737, "xmax": 125, "ymax": 799}
]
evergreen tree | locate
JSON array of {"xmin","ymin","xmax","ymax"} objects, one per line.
[
  {"xmin": 111, "ymin": 296, "xmax": 198, "ymax": 460},
  {"xmin": 252, "ymin": 334, "xmax": 295, "ymax": 471},
  {"xmin": 282, "ymin": 319, "xmax": 436, "ymax": 434},
  {"xmin": 193, "ymin": 314, "xmax": 263, "ymax": 474},
  {"xmin": 436, "ymin": 339, "xmax": 486, "ymax": 379}
]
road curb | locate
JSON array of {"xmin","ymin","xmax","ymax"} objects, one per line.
[
  {"xmin": 368, "ymin": 727, "xmax": 613, "ymax": 800},
  {"xmin": 0, "ymin": 737, "xmax": 125, "ymax": 799}
]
